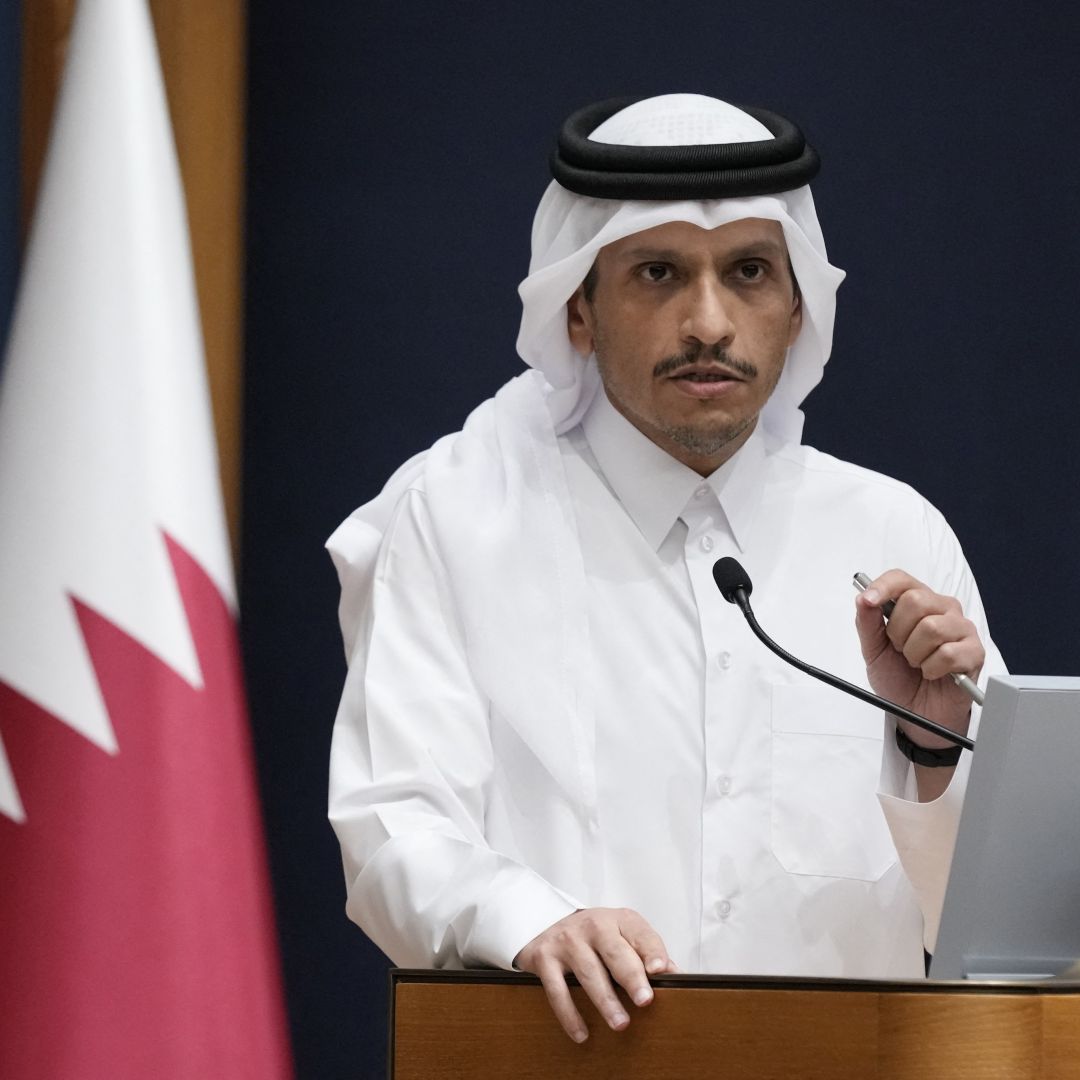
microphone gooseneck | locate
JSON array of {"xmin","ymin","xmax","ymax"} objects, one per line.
[{"xmin": 711, "ymin": 557, "xmax": 974, "ymax": 753}]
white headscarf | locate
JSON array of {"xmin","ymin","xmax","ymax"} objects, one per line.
[
  {"xmin": 330, "ymin": 97, "xmax": 848, "ymax": 807},
  {"xmin": 516, "ymin": 94, "xmax": 846, "ymax": 444}
]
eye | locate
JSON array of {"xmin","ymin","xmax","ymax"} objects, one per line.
[
  {"xmin": 735, "ymin": 260, "xmax": 767, "ymax": 281},
  {"xmin": 638, "ymin": 262, "xmax": 675, "ymax": 284}
]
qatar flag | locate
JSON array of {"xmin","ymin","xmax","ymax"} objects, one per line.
[{"xmin": 0, "ymin": 1, "xmax": 293, "ymax": 1076}]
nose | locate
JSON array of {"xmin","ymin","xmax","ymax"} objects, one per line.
[{"xmin": 680, "ymin": 276, "xmax": 735, "ymax": 348}]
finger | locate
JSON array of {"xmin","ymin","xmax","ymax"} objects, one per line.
[
  {"xmin": 861, "ymin": 572, "xmax": 953, "ymax": 651},
  {"xmin": 862, "ymin": 569, "xmax": 924, "ymax": 609},
  {"xmin": 883, "ymin": 578, "xmax": 960, "ymax": 634},
  {"xmin": 535, "ymin": 958, "xmax": 590, "ymax": 1043},
  {"xmin": 596, "ymin": 931, "xmax": 654, "ymax": 1008},
  {"xmin": 901, "ymin": 615, "xmax": 983, "ymax": 680},
  {"xmin": 567, "ymin": 941, "xmax": 631, "ymax": 1031},
  {"xmin": 620, "ymin": 910, "xmax": 673, "ymax": 994},
  {"xmin": 858, "ymin": 569, "xmax": 922, "ymax": 619},
  {"xmin": 855, "ymin": 569, "xmax": 923, "ymax": 664}
]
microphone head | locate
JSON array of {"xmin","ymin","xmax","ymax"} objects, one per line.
[{"xmin": 712, "ymin": 557, "xmax": 753, "ymax": 604}]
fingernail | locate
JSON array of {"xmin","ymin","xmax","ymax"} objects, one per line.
[
  {"xmin": 646, "ymin": 957, "xmax": 664, "ymax": 974},
  {"xmin": 863, "ymin": 588, "xmax": 880, "ymax": 604},
  {"xmin": 572, "ymin": 1028, "xmax": 588, "ymax": 1044},
  {"xmin": 610, "ymin": 1010, "xmax": 629, "ymax": 1028},
  {"xmin": 633, "ymin": 987, "xmax": 652, "ymax": 1006}
]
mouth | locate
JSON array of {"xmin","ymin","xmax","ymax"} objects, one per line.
[
  {"xmin": 672, "ymin": 369, "xmax": 741, "ymax": 382},
  {"xmin": 665, "ymin": 366, "xmax": 747, "ymax": 399}
]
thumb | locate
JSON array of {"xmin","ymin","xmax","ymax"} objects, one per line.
[{"xmin": 854, "ymin": 592, "xmax": 890, "ymax": 666}]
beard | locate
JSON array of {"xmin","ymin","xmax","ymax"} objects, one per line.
[
  {"xmin": 595, "ymin": 338, "xmax": 785, "ymax": 464},
  {"xmin": 657, "ymin": 414, "xmax": 757, "ymax": 459},
  {"xmin": 650, "ymin": 342, "xmax": 767, "ymax": 457}
]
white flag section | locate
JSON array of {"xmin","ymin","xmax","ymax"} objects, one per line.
[
  {"xmin": 0, "ymin": 0, "xmax": 231, "ymax": 816},
  {"xmin": 0, "ymin": 1, "xmax": 292, "ymax": 1076}
]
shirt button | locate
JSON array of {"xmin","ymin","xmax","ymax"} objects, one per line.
[
  {"xmin": 694, "ymin": 485, "xmax": 709, "ymax": 500},
  {"xmin": 717, "ymin": 775, "xmax": 733, "ymax": 796},
  {"xmin": 700, "ymin": 535, "xmax": 714, "ymax": 553},
  {"xmin": 717, "ymin": 651, "xmax": 732, "ymax": 670},
  {"xmin": 717, "ymin": 900, "xmax": 732, "ymax": 920}
]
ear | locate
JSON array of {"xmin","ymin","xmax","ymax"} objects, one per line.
[
  {"xmin": 786, "ymin": 291, "xmax": 803, "ymax": 348},
  {"xmin": 566, "ymin": 285, "xmax": 595, "ymax": 358}
]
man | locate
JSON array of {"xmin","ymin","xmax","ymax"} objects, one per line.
[{"xmin": 327, "ymin": 94, "xmax": 1005, "ymax": 1043}]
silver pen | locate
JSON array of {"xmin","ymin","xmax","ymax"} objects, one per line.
[{"xmin": 853, "ymin": 571, "xmax": 985, "ymax": 706}]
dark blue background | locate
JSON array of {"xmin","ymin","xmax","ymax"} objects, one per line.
[
  {"xmin": 4, "ymin": 5, "xmax": 1078, "ymax": 1079},
  {"xmin": 243, "ymin": 5, "xmax": 1080, "ymax": 1078}
]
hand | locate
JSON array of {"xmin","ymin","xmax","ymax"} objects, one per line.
[
  {"xmin": 513, "ymin": 907, "xmax": 676, "ymax": 1043},
  {"xmin": 854, "ymin": 569, "xmax": 984, "ymax": 748}
]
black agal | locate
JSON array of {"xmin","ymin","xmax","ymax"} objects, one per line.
[{"xmin": 550, "ymin": 96, "xmax": 820, "ymax": 201}]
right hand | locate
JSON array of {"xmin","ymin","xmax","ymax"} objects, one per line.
[{"xmin": 513, "ymin": 907, "xmax": 677, "ymax": 1043}]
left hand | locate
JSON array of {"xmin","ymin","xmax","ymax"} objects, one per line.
[{"xmin": 854, "ymin": 569, "xmax": 984, "ymax": 748}]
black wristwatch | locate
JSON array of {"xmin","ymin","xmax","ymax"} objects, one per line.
[{"xmin": 895, "ymin": 725, "xmax": 962, "ymax": 768}]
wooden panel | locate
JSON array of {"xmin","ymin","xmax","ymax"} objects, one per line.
[
  {"xmin": 880, "ymin": 993, "xmax": 1043, "ymax": 1080},
  {"xmin": 149, "ymin": 0, "xmax": 245, "ymax": 554},
  {"xmin": 392, "ymin": 976, "xmax": 1080, "ymax": 1080},
  {"xmin": 1043, "ymin": 996, "xmax": 1080, "ymax": 1080},
  {"xmin": 394, "ymin": 982, "xmax": 880, "ymax": 1080},
  {"xmin": 19, "ymin": 0, "xmax": 76, "ymax": 239},
  {"xmin": 20, "ymin": 0, "xmax": 246, "ymax": 552}
]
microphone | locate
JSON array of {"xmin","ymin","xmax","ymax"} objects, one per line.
[{"xmin": 711, "ymin": 557, "xmax": 974, "ymax": 752}]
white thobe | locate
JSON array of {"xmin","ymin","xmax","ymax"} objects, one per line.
[{"xmin": 329, "ymin": 385, "xmax": 1005, "ymax": 978}]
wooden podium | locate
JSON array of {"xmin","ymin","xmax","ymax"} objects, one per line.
[{"xmin": 389, "ymin": 969, "xmax": 1080, "ymax": 1079}]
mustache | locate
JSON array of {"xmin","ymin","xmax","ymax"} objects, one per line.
[{"xmin": 652, "ymin": 344, "xmax": 758, "ymax": 380}]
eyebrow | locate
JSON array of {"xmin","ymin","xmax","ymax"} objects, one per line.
[{"xmin": 617, "ymin": 241, "xmax": 788, "ymax": 263}]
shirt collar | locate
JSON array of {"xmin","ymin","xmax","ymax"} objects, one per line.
[{"xmin": 581, "ymin": 388, "xmax": 769, "ymax": 552}]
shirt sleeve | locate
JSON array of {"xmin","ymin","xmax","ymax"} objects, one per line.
[
  {"xmin": 328, "ymin": 487, "xmax": 580, "ymax": 970},
  {"xmin": 875, "ymin": 495, "xmax": 1007, "ymax": 952}
]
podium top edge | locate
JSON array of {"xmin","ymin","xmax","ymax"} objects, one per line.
[
  {"xmin": 989, "ymin": 674, "xmax": 1080, "ymax": 691},
  {"xmin": 390, "ymin": 968, "xmax": 1080, "ymax": 996}
]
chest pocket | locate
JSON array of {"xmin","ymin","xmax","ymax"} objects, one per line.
[{"xmin": 770, "ymin": 684, "xmax": 898, "ymax": 882}]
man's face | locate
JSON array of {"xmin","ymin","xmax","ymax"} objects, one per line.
[{"xmin": 567, "ymin": 218, "xmax": 802, "ymax": 475}]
